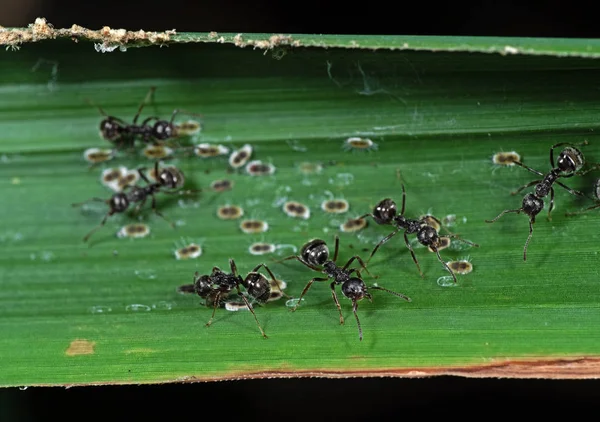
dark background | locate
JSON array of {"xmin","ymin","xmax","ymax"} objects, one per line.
[
  {"xmin": 3, "ymin": 0, "xmax": 600, "ymax": 38},
  {"xmin": 3, "ymin": 0, "xmax": 600, "ymax": 419}
]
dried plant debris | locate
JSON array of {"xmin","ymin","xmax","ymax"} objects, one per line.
[
  {"xmin": 240, "ymin": 219, "xmax": 269, "ymax": 234},
  {"xmin": 343, "ymin": 137, "xmax": 378, "ymax": 152},
  {"xmin": 1, "ymin": 18, "xmax": 175, "ymax": 49},
  {"xmin": 100, "ymin": 167, "xmax": 139, "ymax": 192},
  {"xmin": 195, "ymin": 143, "xmax": 229, "ymax": 158},
  {"xmin": 340, "ymin": 217, "xmax": 368, "ymax": 233},
  {"xmin": 176, "ymin": 121, "xmax": 202, "ymax": 136},
  {"xmin": 174, "ymin": 243, "xmax": 202, "ymax": 260},
  {"xmin": 83, "ymin": 148, "xmax": 114, "ymax": 164},
  {"xmin": 246, "ymin": 160, "xmax": 276, "ymax": 176},
  {"xmin": 117, "ymin": 223, "xmax": 151, "ymax": 239},
  {"xmin": 143, "ymin": 145, "xmax": 173, "ymax": 160},
  {"xmin": 248, "ymin": 242, "xmax": 276, "ymax": 255},
  {"xmin": 492, "ymin": 151, "xmax": 521, "ymax": 166},
  {"xmin": 217, "ymin": 205, "xmax": 244, "ymax": 220},
  {"xmin": 446, "ymin": 258, "xmax": 474, "ymax": 275},
  {"xmin": 321, "ymin": 199, "xmax": 349, "ymax": 214},
  {"xmin": 283, "ymin": 201, "xmax": 311, "ymax": 219},
  {"xmin": 211, "ymin": 179, "xmax": 234, "ymax": 192}
]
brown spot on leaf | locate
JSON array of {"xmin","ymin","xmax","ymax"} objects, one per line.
[{"xmin": 65, "ymin": 339, "xmax": 96, "ymax": 356}]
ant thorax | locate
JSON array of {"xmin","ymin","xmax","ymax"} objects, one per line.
[
  {"xmin": 394, "ymin": 215, "xmax": 420, "ymax": 234},
  {"xmin": 242, "ymin": 273, "xmax": 271, "ymax": 303}
]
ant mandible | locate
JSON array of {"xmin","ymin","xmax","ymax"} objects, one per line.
[
  {"xmin": 178, "ymin": 260, "xmax": 283, "ymax": 338},
  {"xmin": 278, "ymin": 235, "xmax": 411, "ymax": 341},
  {"xmin": 359, "ymin": 184, "xmax": 478, "ymax": 284},
  {"xmin": 73, "ymin": 161, "xmax": 199, "ymax": 242},
  {"xmin": 486, "ymin": 142, "xmax": 594, "ymax": 260},
  {"xmin": 94, "ymin": 87, "xmax": 202, "ymax": 149}
]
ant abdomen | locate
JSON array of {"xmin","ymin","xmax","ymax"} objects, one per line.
[
  {"xmin": 557, "ymin": 147, "xmax": 584, "ymax": 174},
  {"xmin": 243, "ymin": 273, "xmax": 271, "ymax": 303},
  {"xmin": 301, "ymin": 239, "xmax": 329, "ymax": 266}
]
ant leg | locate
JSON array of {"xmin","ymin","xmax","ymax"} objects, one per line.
[
  {"xmin": 236, "ymin": 287, "xmax": 268, "ymax": 339},
  {"xmin": 445, "ymin": 234, "xmax": 479, "ymax": 248},
  {"xmin": 332, "ymin": 235, "xmax": 340, "ymax": 263},
  {"xmin": 403, "ymin": 232, "xmax": 423, "ymax": 278},
  {"xmin": 252, "ymin": 263, "xmax": 291, "ymax": 298},
  {"xmin": 168, "ymin": 109, "xmax": 204, "ymax": 125},
  {"xmin": 369, "ymin": 285, "xmax": 412, "ymax": 302},
  {"xmin": 133, "ymin": 87, "xmax": 157, "ymax": 124},
  {"xmin": 342, "ymin": 255, "xmax": 375, "ymax": 279},
  {"xmin": 523, "ymin": 217, "xmax": 536, "ymax": 261},
  {"xmin": 291, "ymin": 277, "xmax": 329, "ymax": 312},
  {"xmin": 72, "ymin": 197, "xmax": 106, "ymax": 207},
  {"xmin": 132, "ymin": 196, "xmax": 147, "ymax": 215},
  {"xmin": 566, "ymin": 203, "xmax": 600, "ymax": 216},
  {"xmin": 400, "ymin": 184, "xmax": 407, "ymax": 215},
  {"xmin": 83, "ymin": 212, "xmax": 112, "ymax": 242},
  {"xmin": 547, "ymin": 187, "xmax": 555, "ymax": 220},
  {"xmin": 205, "ymin": 292, "xmax": 222, "ymax": 328},
  {"xmin": 229, "ymin": 259, "xmax": 238, "ymax": 276},
  {"xmin": 366, "ymin": 228, "xmax": 401, "ymax": 264},
  {"xmin": 351, "ymin": 300, "xmax": 364, "ymax": 341},
  {"xmin": 511, "ymin": 179, "xmax": 540, "ymax": 196},
  {"xmin": 485, "ymin": 208, "xmax": 521, "ymax": 223},
  {"xmin": 554, "ymin": 180, "xmax": 585, "ymax": 197},
  {"xmin": 330, "ymin": 282, "xmax": 345, "ymax": 325},
  {"xmin": 432, "ymin": 246, "xmax": 457, "ymax": 284},
  {"xmin": 150, "ymin": 194, "xmax": 175, "ymax": 228},
  {"xmin": 274, "ymin": 254, "xmax": 322, "ymax": 272},
  {"xmin": 177, "ymin": 284, "xmax": 196, "ymax": 294}
]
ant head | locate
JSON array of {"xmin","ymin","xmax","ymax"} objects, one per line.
[
  {"xmin": 556, "ymin": 147, "xmax": 584, "ymax": 174},
  {"xmin": 109, "ymin": 193, "xmax": 129, "ymax": 213},
  {"xmin": 341, "ymin": 277, "xmax": 370, "ymax": 302},
  {"xmin": 373, "ymin": 198, "xmax": 397, "ymax": 224},
  {"xmin": 417, "ymin": 225, "xmax": 439, "ymax": 248},
  {"xmin": 158, "ymin": 166, "xmax": 185, "ymax": 189},
  {"xmin": 152, "ymin": 120, "xmax": 175, "ymax": 140},
  {"xmin": 301, "ymin": 239, "xmax": 329, "ymax": 266},
  {"xmin": 242, "ymin": 272, "xmax": 271, "ymax": 303},
  {"xmin": 193, "ymin": 273, "xmax": 213, "ymax": 297},
  {"xmin": 522, "ymin": 193, "xmax": 544, "ymax": 218},
  {"xmin": 99, "ymin": 118, "xmax": 122, "ymax": 142},
  {"xmin": 594, "ymin": 178, "xmax": 600, "ymax": 201}
]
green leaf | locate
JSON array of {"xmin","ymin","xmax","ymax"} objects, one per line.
[{"xmin": 2, "ymin": 34, "xmax": 600, "ymax": 387}]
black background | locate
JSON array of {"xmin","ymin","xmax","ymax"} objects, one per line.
[{"xmin": 3, "ymin": 0, "xmax": 600, "ymax": 419}]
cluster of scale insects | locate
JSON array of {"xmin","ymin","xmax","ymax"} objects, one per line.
[{"xmin": 74, "ymin": 88, "xmax": 600, "ymax": 341}]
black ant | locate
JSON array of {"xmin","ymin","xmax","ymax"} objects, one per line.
[
  {"xmin": 279, "ymin": 235, "xmax": 411, "ymax": 341},
  {"xmin": 486, "ymin": 142, "xmax": 593, "ymax": 260},
  {"xmin": 359, "ymin": 185, "xmax": 478, "ymax": 284},
  {"xmin": 508, "ymin": 141, "xmax": 594, "ymax": 220},
  {"xmin": 73, "ymin": 161, "xmax": 199, "ymax": 242},
  {"xmin": 178, "ymin": 260, "xmax": 283, "ymax": 339},
  {"xmin": 566, "ymin": 178, "xmax": 600, "ymax": 215},
  {"xmin": 94, "ymin": 87, "xmax": 202, "ymax": 149}
]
